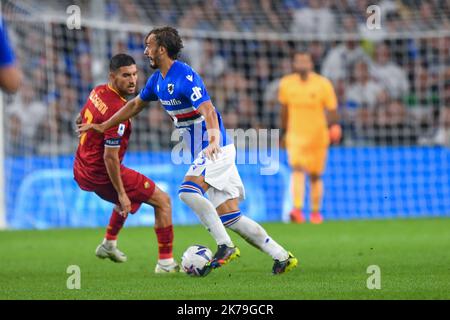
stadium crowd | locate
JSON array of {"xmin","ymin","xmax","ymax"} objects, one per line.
[{"xmin": 2, "ymin": 0, "xmax": 450, "ymax": 155}]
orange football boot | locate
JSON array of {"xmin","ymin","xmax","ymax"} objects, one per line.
[
  {"xmin": 289, "ymin": 208, "xmax": 306, "ymax": 224},
  {"xmin": 310, "ymin": 212, "xmax": 323, "ymax": 224}
]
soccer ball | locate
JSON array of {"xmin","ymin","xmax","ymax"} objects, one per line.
[{"xmin": 181, "ymin": 245, "xmax": 213, "ymax": 276}]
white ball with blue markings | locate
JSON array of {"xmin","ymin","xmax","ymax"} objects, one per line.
[{"xmin": 181, "ymin": 245, "xmax": 213, "ymax": 276}]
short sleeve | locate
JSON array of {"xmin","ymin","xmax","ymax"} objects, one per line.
[
  {"xmin": 278, "ymin": 78, "xmax": 288, "ymax": 106},
  {"xmin": 322, "ymin": 78, "xmax": 337, "ymax": 110},
  {"xmin": 104, "ymin": 122, "xmax": 127, "ymax": 147},
  {"xmin": 139, "ymin": 72, "xmax": 159, "ymax": 102},
  {"xmin": 0, "ymin": 20, "xmax": 15, "ymax": 67},
  {"xmin": 181, "ymin": 71, "xmax": 211, "ymax": 109}
]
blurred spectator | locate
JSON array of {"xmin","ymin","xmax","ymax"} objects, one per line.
[
  {"xmin": 238, "ymin": 95, "xmax": 260, "ymax": 129},
  {"xmin": 117, "ymin": 0, "xmax": 144, "ymax": 23},
  {"xmin": 260, "ymin": 0, "xmax": 284, "ymax": 32},
  {"xmin": 6, "ymin": 81, "xmax": 46, "ymax": 154},
  {"xmin": 308, "ymin": 41, "xmax": 326, "ymax": 72},
  {"xmin": 193, "ymin": 39, "xmax": 227, "ymax": 82},
  {"xmin": 261, "ymin": 58, "xmax": 293, "ymax": 129},
  {"xmin": 434, "ymin": 107, "xmax": 450, "ymax": 146},
  {"xmin": 415, "ymin": 2, "xmax": 439, "ymax": 30},
  {"xmin": 222, "ymin": 109, "xmax": 239, "ymax": 130},
  {"xmin": 4, "ymin": 0, "xmax": 450, "ymax": 153},
  {"xmin": 423, "ymin": 80, "xmax": 450, "ymax": 146},
  {"xmin": 234, "ymin": 0, "xmax": 257, "ymax": 32},
  {"xmin": 181, "ymin": 36, "xmax": 203, "ymax": 72},
  {"xmin": 351, "ymin": 87, "xmax": 417, "ymax": 145},
  {"xmin": 214, "ymin": 70, "xmax": 249, "ymax": 112},
  {"xmin": 290, "ymin": 0, "xmax": 336, "ymax": 35},
  {"xmin": 406, "ymin": 63, "xmax": 441, "ymax": 138},
  {"xmin": 178, "ymin": 7, "xmax": 214, "ymax": 31},
  {"xmin": 345, "ymin": 60, "xmax": 385, "ymax": 143},
  {"xmin": 370, "ymin": 43, "xmax": 409, "ymax": 100},
  {"xmin": 372, "ymin": 92, "xmax": 418, "ymax": 145},
  {"xmin": 346, "ymin": 60, "xmax": 385, "ymax": 110},
  {"xmin": 421, "ymin": 37, "xmax": 450, "ymax": 76},
  {"xmin": 321, "ymin": 40, "xmax": 370, "ymax": 83},
  {"xmin": 40, "ymin": 86, "xmax": 79, "ymax": 154},
  {"xmin": 218, "ymin": 18, "xmax": 239, "ymax": 32},
  {"xmin": 341, "ymin": 13, "xmax": 358, "ymax": 34},
  {"xmin": 138, "ymin": 104, "xmax": 174, "ymax": 151},
  {"xmin": 251, "ymin": 56, "xmax": 271, "ymax": 113}
]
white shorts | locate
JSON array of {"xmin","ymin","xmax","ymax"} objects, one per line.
[{"xmin": 186, "ymin": 144, "xmax": 245, "ymax": 208}]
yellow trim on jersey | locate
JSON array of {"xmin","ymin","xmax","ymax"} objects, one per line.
[{"xmin": 107, "ymin": 83, "xmax": 127, "ymax": 103}]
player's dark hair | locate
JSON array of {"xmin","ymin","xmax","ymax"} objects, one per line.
[
  {"xmin": 109, "ymin": 54, "xmax": 136, "ymax": 72},
  {"xmin": 146, "ymin": 26, "xmax": 184, "ymax": 60},
  {"xmin": 293, "ymin": 48, "xmax": 312, "ymax": 58}
]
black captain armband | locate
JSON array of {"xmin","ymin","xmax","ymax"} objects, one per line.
[{"xmin": 104, "ymin": 138, "xmax": 121, "ymax": 147}]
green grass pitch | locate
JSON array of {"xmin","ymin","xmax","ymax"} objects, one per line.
[{"xmin": 0, "ymin": 218, "xmax": 449, "ymax": 300}]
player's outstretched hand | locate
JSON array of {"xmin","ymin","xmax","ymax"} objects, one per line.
[
  {"xmin": 203, "ymin": 141, "xmax": 221, "ymax": 161},
  {"xmin": 76, "ymin": 123, "xmax": 105, "ymax": 137},
  {"xmin": 118, "ymin": 192, "xmax": 131, "ymax": 218}
]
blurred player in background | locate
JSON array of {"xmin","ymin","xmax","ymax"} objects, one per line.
[
  {"xmin": 74, "ymin": 54, "xmax": 179, "ymax": 273},
  {"xmin": 0, "ymin": 17, "xmax": 21, "ymax": 93},
  {"xmin": 279, "ymin": 51, "xmax": 341, "ymax": 224},
  {"xmin": 78, "ymin": 27, "xmax": 297, "ymax": 275}
]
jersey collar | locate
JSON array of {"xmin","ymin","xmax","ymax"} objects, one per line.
[
  {"xmin": 107, "ymin": 83, "xmax": 127, "ymax": 102},
  {"xmin": 160, "ymin": 60, "xmax": 178, "ymax": 80}
]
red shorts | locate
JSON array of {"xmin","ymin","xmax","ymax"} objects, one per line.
[{"xmin": 74, "ymin": 166, "xmax": 156, "ymax": 214}]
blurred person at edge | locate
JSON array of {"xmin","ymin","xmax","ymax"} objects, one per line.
[{"xmin": 0, "ymin": 17, "xmax": 21, "ymax": 93}]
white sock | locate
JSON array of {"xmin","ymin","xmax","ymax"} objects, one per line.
[
  {"xmin": 228, "ymin": 216, "xmax": 288, "ymax": 261},
  {"xmin": 158, "ymin": 258, "xmax": 175, "ymax": 266},
  {"xmin": 179, "ymin": 191, "xmax": 233, "ymax": 246},
  {"xmin": 102, "ymin": 238, "xmax": 117, "ymax": 248}
]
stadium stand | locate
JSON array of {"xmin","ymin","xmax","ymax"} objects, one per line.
[{"xmin": 1, "ymin": 0, "xmax": 449, "ymax": 228}]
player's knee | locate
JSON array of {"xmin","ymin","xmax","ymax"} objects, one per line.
[
  {"xmin": 151, "ymin": 190, "xmax": 171, "ymax": 213},
  {"xmin": 158, "ymin": 192, "xmax": 171, "ymax": 212},
  {"xmin": 160, "ymin": 192, "xmax": 172, "ymax": 211},
  {"xmin": 310, "ymin": 173, "xmax": 322, "ymax": 182},
  {"xmin": 178, "ymin": 181, "xmax": 205, "ymax": 203}
]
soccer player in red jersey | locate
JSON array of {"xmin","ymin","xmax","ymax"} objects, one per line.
[{"xmin": 73, "ymin": 54, "xmax": 179, "ymax": 273}]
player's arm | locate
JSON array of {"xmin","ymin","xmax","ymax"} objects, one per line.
[
  {"xmin": 0, "ymin": 20, "xmax": 21, "ymax": 93},
  {"xmin": 0, "ymin": 65, "xmax": 21, "ymax": 94},
  {"xmin": 197, "ymin": 101, "xmax": 221, "ymax": 160},
  {"xmin": 323, "ymin": 79, "xmax": 342, "ymax": 144},
  {"xmin": 278, "ymin": 79, "xmax": 288, "ymax": 148},
  {"xmin": 103, "ymin": 146, "xmax": 131, "ymax": 216},
  {"xmin": 280, "ymin": 102, "xmax": 288, "ymax": 148},
  {"xmin": 75, "ymin": 113, "xmax": 82, "ymax": 126},
  {"xmin": 327, "ymin": 109, "xmax": 340, "ymax": 126},
  {"xmin": 77, "ymin": 96, "xmax": 146, "ymax": 135},
  {"xmin": 327, "ymin": 109, "xmax": 342, "ymax": 144}
]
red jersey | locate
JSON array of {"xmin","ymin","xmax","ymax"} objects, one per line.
[{"xmin": 74, "ymin": 84, "xmax": 131, "ymax": 186}]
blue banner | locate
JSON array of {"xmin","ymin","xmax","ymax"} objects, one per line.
[{"xmin": 5, "ymin": 147, "xmax": 450, "ymax": 229}]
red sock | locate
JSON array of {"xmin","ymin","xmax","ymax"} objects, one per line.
[
  {"xmin": 154, "ymin": 225, "xmax": 174, "ymax": 260},
  {"xmin": 105, "ymin": 210, "xmax": 127, "ymax": 240}
]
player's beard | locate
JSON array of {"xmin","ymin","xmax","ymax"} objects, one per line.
[
  {"xmin": 149, "ymin": 56, "xmax": 159, "ymax": 70},
  {"xmin": 297, "ymin": 70, "xmax": 309, "ymax": 80}
]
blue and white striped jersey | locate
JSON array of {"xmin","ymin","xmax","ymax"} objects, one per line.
[{"xmin": 140, "ymin": 60, "xmax": 232, "ymax": 159}]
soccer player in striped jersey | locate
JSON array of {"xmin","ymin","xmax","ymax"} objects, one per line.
[{"xmin": 78, "ymin": 27, "xmax": 297, "ymax": 275}]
